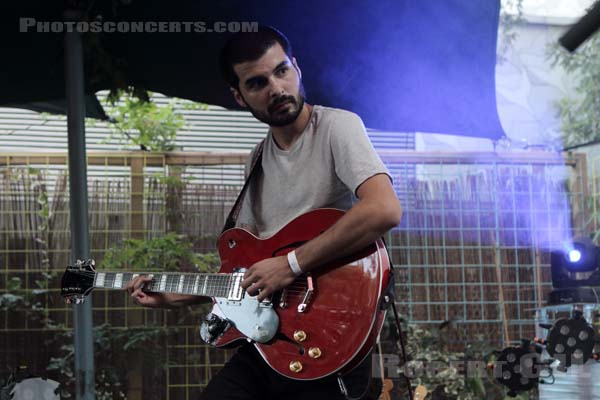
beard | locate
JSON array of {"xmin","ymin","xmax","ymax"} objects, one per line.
[{"xmin": 244, "ymin": 83, "xmax": 306, "ymax": 127}]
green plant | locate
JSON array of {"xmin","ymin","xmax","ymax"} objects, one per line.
[
  {"xmin": 381, "ymin": 316, "xmax": 529, "ymax": 399},
  {"xmin": 152, "ymin": 171, "xmax": 192, "ymax": 189},
  {"xmin": 28, "ymin": 167, "xmax": 51, "ymax": 271},
  {"xmin": 101, "ymin": 233, "xmax": 212, "ymax": 272},
  {"xmin": 149, "ymin": 171, "xmax": 193, "ymax": 232},
  {"xmin": 47, "ymin": 323, "xmax": 172, "ymax": 399},
  {"xmin": 0, "ymin": 276, "xmax": 50, "ymax": 323},
  {"xmin": 1, "ymin": 168, "xmax": 221, "ymax": 398},
  {"xmin": 0, "ymin": 168, "xmax": 55, "ymax": 330},
  {"xmin": 497, "ymin": 0, "xmax": 524, "ymax": 64},
  {"xmin": 102, "ymin": 89, "xmax": 208, "ymax": 151},
  {"xmin": 548, "ymin": 18, "xmax": 600, "ymax": 148},
  {"xmin": 0, "ymin": 277, "xmax": 29, "ymax": 311},
  {"xmin": 404, "ymin": 324, "xmax": 477, "ymax": 399},
  {"xmin": 103, "ymin": 90, "xmax": 184, "ymax": 151},
  {"xmin": 44, "ymin": 229, "xmax": 219, "ymax": 399}
]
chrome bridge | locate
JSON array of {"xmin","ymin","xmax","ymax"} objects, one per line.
[{"xmin": 278, "ymin": 275, "xmax": 315, "ymax": 313}]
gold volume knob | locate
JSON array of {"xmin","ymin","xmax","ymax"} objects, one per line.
[
  {"xmin": 289, "ymin": 361, "xmax": 303, "ymax": 373},
  {"xmin": 308, "ymin": 347, "xmax": 322, "ymax": 359},
  {"xmin": 293, "ymin": 330, "xmax": 307, "ymax": 342}
]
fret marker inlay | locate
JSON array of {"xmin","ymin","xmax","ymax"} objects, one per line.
[
  {"xmin": 193, "ymin": 275, "xmax": 200, "ymax": 295},
  {"xmin": 114, "ymin": 273, "xmax": 123, "ymax": 288},
  {"xmin": 178, "ymin": 275, "xmax": 184, "ymax": 293},
  {"xmin": 96, "ymin": 272, "xmax": 105, "ymax": 287}
]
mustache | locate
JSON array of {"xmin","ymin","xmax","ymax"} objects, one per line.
[{"xmin": 268, "ymin": 96, "xmax": 296, "ymax": 113}]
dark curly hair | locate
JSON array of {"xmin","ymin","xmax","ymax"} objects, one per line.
[{"xmin": 218, "ymin": 25, "xmax": 293, "ymax": 89}]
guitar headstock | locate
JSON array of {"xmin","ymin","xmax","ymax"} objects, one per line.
[{"xmin": 61, "ymin": 259, "xmax": 96, "ymax": 304}]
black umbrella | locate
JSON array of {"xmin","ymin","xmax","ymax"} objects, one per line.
[
  {"xmin": 2, "ymin": 2, "xmax": 503, "ymax": 398},
  {"xmin": 4, "ymin": 0, "xmax": 503, "ymax": 138}
]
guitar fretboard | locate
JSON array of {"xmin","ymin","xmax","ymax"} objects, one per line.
[{"xmin": 93, "ymin": 271, "xmax": 241, "ymax": 298}]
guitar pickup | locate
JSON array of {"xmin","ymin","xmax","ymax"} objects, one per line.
[
  {"xmin": 227, "ymin": 272, "xmax": 245, "ymax": 301},
  {"xmin": 297, "ymin": 275, "xmax": 314, "ymax": 313},
  {"xmin": 279, "ymin": 288, "xmax": 288, "ymax": 308}
]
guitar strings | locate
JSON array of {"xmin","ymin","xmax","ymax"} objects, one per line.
[
  {"xmin": 70, "ymin": 271, "xmax": 311, "ymax": 294},
  {"xmin": 73, "ymin": 271, "xmax": 334, "ymax": 297}
]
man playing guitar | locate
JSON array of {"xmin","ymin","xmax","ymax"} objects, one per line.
[{"xmin": 125, "ymin": 26, "xmax": 402, "ymax": 400}]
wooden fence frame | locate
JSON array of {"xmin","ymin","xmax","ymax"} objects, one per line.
[{"xmin": 0, "ymin": 150, "xmax": 588, "ymax": 399}]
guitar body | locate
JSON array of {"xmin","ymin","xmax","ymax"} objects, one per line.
[
  {"xmin": 214, "ymin": 208, "xmax": 391, "ymax": 380},
  {"xmin": 60, "ymin": 208, "xmax": 391, "ymax": 382}
]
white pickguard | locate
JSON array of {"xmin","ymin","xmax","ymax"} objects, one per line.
[{"xmin": 212, "ymin": 295, "xmax": 279, "ymax": 343}]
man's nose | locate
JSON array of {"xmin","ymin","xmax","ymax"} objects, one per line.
[{"xmin": 267, "ymin": 78, "xmax": 284, "ymax": 98}]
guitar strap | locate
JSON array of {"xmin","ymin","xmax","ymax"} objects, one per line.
[
  {"xmin": 221, "ymin": 140, "xmax": 265, "ymax": 233},
  {"xmin": 378, "ymin": 237, "xmax": 413, "ymax": 400},
  {"xmin": 339, "ymin": 238, "xmax": 411, "ymax": 400}
]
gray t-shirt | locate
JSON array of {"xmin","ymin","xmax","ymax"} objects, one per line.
[{"xmin": 237, "ymin": 105, "xmax": 391, "ymax": 237}]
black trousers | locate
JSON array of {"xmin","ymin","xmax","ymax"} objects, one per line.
[{"xmin": 199, "ymin": 344, "xmax": 381, "ymax": 400}]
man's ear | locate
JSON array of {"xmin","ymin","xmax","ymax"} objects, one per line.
[
  {"xmin": 230, "ymin": 87, "xmax": 247, "ymax": 108},
  {"xmin": 292, "ymin": 57, "xmax": 302, "ymax": 79}
]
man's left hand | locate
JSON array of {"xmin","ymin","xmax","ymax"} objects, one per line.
[{"xmin": 241, "ymin": 256, "xmax": 296, "ymax": 302}]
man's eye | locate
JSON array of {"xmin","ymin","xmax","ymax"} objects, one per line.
[
  {"xmin": 276, "ymin": 67, "xmax": 288, "ymax": 76},
  {"xmin": 247, "ymin": 80, "xmax": 265, "ymax": 90}
]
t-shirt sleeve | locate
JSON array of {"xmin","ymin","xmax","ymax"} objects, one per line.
[{"xmin": 329, "ymin": 112, "xmax": 392, "ymax": 196}]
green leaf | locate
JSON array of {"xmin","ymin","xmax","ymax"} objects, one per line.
[
  {"xmin": 0, "ymin": 293, "xmax": 25, "ymax": 308},
  {"xmin": 548, "ymin": 32, "xmax": 600, "ymax": 148},
  {"xmin": 7, "ymin": 277, "xmax": 22, "ymax": 291},
  {"xmin": 101, "ymin": 91, "xmax": 197, "ymax": 151},
  {"xmin": 466, "ymin": 377, "xmax": 486, "ymax": 397}
]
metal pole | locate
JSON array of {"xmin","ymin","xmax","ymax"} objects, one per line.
[{"xmin": 64, "ymin": 9, "xmax": 95, "ymax": 400}]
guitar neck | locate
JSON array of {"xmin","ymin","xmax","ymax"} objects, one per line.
[{"xmin": 93, "ymin": 271, "xmax": 241, "ymax": 298}]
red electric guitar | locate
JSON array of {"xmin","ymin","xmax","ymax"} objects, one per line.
[{"xmin": 61, "ymin": 208, "xmax": 392, "ymax": 380}]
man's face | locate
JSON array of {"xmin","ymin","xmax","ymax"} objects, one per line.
[{"xmin": 231, "ymin": 43, "xmax": 305, "ymax": 127}]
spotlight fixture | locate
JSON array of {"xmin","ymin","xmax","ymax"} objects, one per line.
[
  {"xmin": 545, "ymin": 311, "xmax": 596, "ymax": 370},
  {"xmin": 549, "ymin": 237, "xmax": 600, "ymax": 304},
  {"xmin": 494, "ymin": 340, "xmax": 541, "ymax": 397},
  {"xmin": 567, "ymin": 248, "xmax": 582, "ymax": 263}
]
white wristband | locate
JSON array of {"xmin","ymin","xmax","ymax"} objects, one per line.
[{"xmin": 287, "ymin": 250, "xmax": 303, "ymax": 276}]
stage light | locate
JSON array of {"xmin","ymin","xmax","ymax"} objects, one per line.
[
  {"xmin": 493, "ymin": 341, "xmax": 541, "ymax": 397},
  {"xmin": 549, "ymin": 238, "xmax": 600, "ymax": 304},
  {"xmin": 567, "ymin": 249, "xmax": 582, "ymax": 263},
  {"xmin": 545, "ymin": 311, "xmax": 596, "ymax": 370},
  {"xmin": 558, "ymin": 239, "xmax": 597, "ymax": 273}
]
